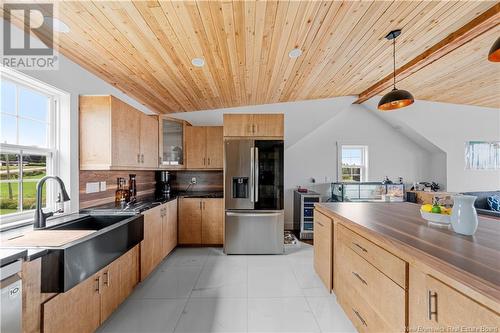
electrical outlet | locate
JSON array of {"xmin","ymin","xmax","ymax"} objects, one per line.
[
  {"xmin": 191, "ymin": 177, "xmax": 197, "ymax": 184},
  {"xmin": 86, "ymin": 182, "xmax": 100, "ymax": 194},
  {"xmin": 99, "ymin": 181, "xmax": 107, "ymax": 191}
]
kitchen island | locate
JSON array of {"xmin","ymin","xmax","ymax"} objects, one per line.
[{"xmin": 314, "ymin": 202, "xmax": 500, "ymax": 332}]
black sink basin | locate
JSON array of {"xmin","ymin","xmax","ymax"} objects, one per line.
[
  {"xmin": 40, "ymin": 214, "xmax": 143, "ymax": 293},
  {"xmin": 48, "ymin": 215, "xmax": 128, "ymax": 231}
]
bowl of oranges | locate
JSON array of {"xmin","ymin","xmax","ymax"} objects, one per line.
[{"xmin": 420, "ymin": 202, "xmax": 452, "ymax": 226}]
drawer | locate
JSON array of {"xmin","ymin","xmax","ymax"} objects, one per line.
[
  {"xmin": 337, "ymin": 275, "xmax": 403, "ymax": 333},
  {"xmin": 337, "ymin": 241, "xmax": 405, "ymax": 330},
  {"xmin": 338, "ymin": 224, "xmax": 406, "ymax": 288}
]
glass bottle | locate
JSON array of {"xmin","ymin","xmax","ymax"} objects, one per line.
[
  {"xmin": 115, "ymin": 177, "xmax": 129, "ymax": 204},
  {"xmin": 129, "ymin": 174, "xmax": 137, "ymax": 202}
]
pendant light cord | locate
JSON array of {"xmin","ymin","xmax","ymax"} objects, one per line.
[{"xmin": 393, "ymin": 36, "xmax": 396, "ymax": 89}]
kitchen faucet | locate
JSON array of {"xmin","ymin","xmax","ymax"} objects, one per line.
[{"xmin": 34, "ymin": 176, "xmax": 71, "ymax": 229}]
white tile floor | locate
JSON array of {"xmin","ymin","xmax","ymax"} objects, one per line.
[{"xmin": 97, "ymin": 242, "xmax": 356, "ymax": 333}]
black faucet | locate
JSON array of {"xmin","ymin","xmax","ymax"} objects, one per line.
[{"xmin": 34, "ymin": 176, "xmax": 71, "ymax": 229}]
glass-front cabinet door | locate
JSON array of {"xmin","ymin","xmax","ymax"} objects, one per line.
[{"xmin": 159, "ymin": 117, "xmax": 185, "ymax": 168}]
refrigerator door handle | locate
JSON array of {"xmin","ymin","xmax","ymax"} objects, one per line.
[
  {"xmin": 250, "ymin": 147, "xmax": 255, "ymax": 203},
  {"xmin": 254, "ymin": 147, "xmax": 259, "ymax": 202},
  {"xmin": 226, "ymin": 212, "xmax": 283, "ymax": 217}
]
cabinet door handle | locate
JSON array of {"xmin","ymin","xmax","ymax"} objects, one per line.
[
  {"xmin": 137, "ymin": 154, "xmax": 141, "ymax": 163},
  {"xmin": 141, "ymin": 154, "xmax": 144, "ymax": 163},
  {"xmin": 352, "ymin": 271, "xmax": 368, "ymax": 285},
  {"xmin": 316, "ymin": 221, "xmax": 324, "ymax": 227},
  {"xmin": 352, "ymin": 308, "xmax": 367, "ymax": 327},
  {"xmin": 207, "ymin": 157, "xmax": 210, "ymax": 166},
  {"xmin": 252, "ymin": 124, "xmax": 255, "ymax": 133},
  {"xmin": 103, "ymin": 270, "xmax": 110, "ymax": 287},
  {"xmin": 199, "ymin": 201, "xmax": 202, "ymax": 210},
  {"xmin": 203, "ymin": 157, "xmax": 206, "ymax": 165},
  {"xmin": 203, "ymin": 201, "xmax": 205, "ymax": 210},
  {"xmin": 428, "ymin": 290, "xmax": 438, "ymax": 321},
  {"xmin": 95, "ymin": 276, "xmax": 101, "ymax": 294},
  {"xmin": 352, "ymin": 242, "xmax": 368, "ymax": 253}
]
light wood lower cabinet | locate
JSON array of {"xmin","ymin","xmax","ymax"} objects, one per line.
[
  {"xmin": 201, "ymin": 198, "xmax": 224, "ymax": 245},
  {"xmin": 313, "ymin": 210, "xmax": 333, "ymax": 291},
  {"xmin": 141, "ymin": 205, "xmax": 163, "ymax": 280},
  {"xmin": 141, "ymin": 199, "xmax": 178, "ymax": 281},
  {"xmin": 179, "ymin": 198, "xmax": 223, "ymax": 245},
  {"xmin": 409, "ymin": 267, "xmax": 500, "ymax": 331},
  {"xmin": 337, "ymin": 239, "xmax": 405, "ymax": 332},
  {"xmin": 43, "ymin": 245, "xmax": 139, "ymax": 333}
]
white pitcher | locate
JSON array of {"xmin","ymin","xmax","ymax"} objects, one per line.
[{"xmin": 450, "ymin": 195, "xmax": 478, "ymax": 236}]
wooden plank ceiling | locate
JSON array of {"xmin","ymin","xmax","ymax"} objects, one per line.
[{"xmin": 5, "ymin": 1, "xmax": 499, "ymax": 113}]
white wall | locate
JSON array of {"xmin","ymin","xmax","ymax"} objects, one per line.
[
  {"xmin": 1, "ymin": 19, "xmax": 154, "ymax": 212},
  {"xmin": 170, "ymin": 100, "xmax": 440, "ymax": 228},
  {"xmin": 365, "ymin": 99, "xmax": 500, "ymax": 192}
]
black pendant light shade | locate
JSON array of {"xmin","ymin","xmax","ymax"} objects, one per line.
[
  {"xmin": 378, "ymin": 29, "xmax": 414, "ymax": 111},
  {"xmin": 488, "ymin": 36, "xmax": 500, "ymax": 62},
  {"xmin": 378, "ymin": 88, "xmax": 414, "ymax": 111}
]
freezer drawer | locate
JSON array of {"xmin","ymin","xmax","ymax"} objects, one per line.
[{"xmin": 224, "ymin": 210, "xmax": 284, "ymax": 254}]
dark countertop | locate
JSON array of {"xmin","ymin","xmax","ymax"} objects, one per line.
[
  {"xmin": 81, "ymin": 191, "xmax": 223, "ymax": 214},
  {"xmin": 315, "ymin": 202, "xmax": 500, "ymax": 304}
]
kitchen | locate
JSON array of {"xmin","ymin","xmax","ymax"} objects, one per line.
[{"xmin": 1, "ymin": 1, "xmax": 500, "ymax": 333}]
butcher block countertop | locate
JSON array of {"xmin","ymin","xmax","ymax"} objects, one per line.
[
  {"xmin": 315, "ymin": 202, "xmax": 500, "ymax": 307},
  {"xmin": 3, "ymin": 230, "xmax": 96, "ymax": 247}
]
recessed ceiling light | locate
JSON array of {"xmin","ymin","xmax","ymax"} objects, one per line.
[
  {"xmin": 45, "ymin": 17, "xmax": 70, "ymax": 33},
  {"xmin": 288, "ymin": 48, "xmax": 302, "ymax": 59},
  {"xmin": 191, "ymin": 57, "xmax": 205, "ymax": 67}
]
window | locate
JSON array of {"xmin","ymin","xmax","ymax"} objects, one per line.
[
  {"xmin": 339, "ymin": 145, "xmax": 368, "ymax": 182},
  {"xmin": 0, "ymin": 69, "xmax": 69, "ymax": 226},
  {"xmin": 465, "ymin": 141, "xmax": 500, "ymax": 170}
]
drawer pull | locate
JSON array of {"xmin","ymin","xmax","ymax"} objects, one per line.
[
  {"xmin": 353, "ymin": 242, "xmax": 368, "ymax": 253},
  {"xmin": 316, "ymin": 221, "xmax": 324, "ymax": 227},
  {"xmin": 352, "ymin": 271, "xmax": 368, "ymax": 285},
  {"xmin": 95, "ymin": 276, "xmax": 101, "ymax": 294},
  {"xmin": 352, "ymin": 308, "xmax": 367, "ymax": 327},
  {"xmin": 428, "ymin": 291, "xmax": 438, "ymax": 321}
]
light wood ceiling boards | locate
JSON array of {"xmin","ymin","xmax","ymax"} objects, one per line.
[
  {"xmin": 3, "ymin": 1, "xmax": 498, "ymax": 113},
  {"xmin": 354, "ymin": 3, "xmax": 500, "ymax": 105}
]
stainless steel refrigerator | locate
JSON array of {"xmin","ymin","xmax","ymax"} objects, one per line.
[{"xmin": 224, "ymin": 139, "xmax": 284, "ymax": 254}]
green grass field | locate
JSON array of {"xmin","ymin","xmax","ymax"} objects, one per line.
[{"xmin": 0, "ymin": 171, "xmax": 46, "ymax": 215}]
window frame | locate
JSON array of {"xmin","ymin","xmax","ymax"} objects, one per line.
[
  {"xmin": 1, "ymin": 67, "xmax": 67, "ymax": 228},
  {"xmin": 338, "ymin": 144, "xmax": 369, "ymax": 183}
]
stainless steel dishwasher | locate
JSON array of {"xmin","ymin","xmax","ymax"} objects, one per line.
[{"xmin": 1, "ymin": 260, "xmax": 22, "ymax": 333}]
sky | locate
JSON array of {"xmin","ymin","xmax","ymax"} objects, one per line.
[{"xmin": 1, "ymin": 79, "xmax": 49, "ymax": 148}]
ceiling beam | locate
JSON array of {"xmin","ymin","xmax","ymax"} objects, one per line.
[{"xmin": 353, "ymin": 3, "xmax": 500, "ymax": 105}]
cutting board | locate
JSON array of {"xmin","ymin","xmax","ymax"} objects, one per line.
[{"xmin": 3, "ymin": 230, "xmax": 96, "ymax": 247}]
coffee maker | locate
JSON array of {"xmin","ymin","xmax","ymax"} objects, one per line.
[{"xmin": 155, "ymin": 171, "xmax": 171, "ymax": 199}]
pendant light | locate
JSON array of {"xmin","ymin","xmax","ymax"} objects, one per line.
[
  {"xmin": 488, "ymin": 36, "xmax": 500, "ymax": 62},
  {"xmin": 378, "ymin": 29, "xmax": 414, "ymax": 111}
]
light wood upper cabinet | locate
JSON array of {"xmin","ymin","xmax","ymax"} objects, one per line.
[
  {"xmin": 43, "ymin": 272, "xmax": 101, "ymax": 333},
  {"xmin": 80, "ymin": 95, "xmax": 158, "ymax": 170},
  {"xmin": 159, "ymin": 116, "xmax": 186, "ymax": 169},
  {"xmin": 186, "ymin": 126, "xmax": 207, "ymax": 169},
  {"xmin": 223, "ymin": 114, "xmax": 284, "ymax": 137},
  {"xmin": 205, "ymin": 127, "xmax": 223, "ymax": 168},
  {"xmin": 179, "ymin": 197, "xmax": 223, "ymax": 245},
  {"xmin": 201, "ymin": 198, "xmax": 224, "ymax": 245},
  {"xmin": 186, "ymin": 126, "xmax": 223, "ymax": 169},
  {"xmin": 140, "ymin": 113, "xmax": 159, "ymax": 168},
  {"xmin": 313, "ymin": 210, "xmax": 333, "ymax": 291}
]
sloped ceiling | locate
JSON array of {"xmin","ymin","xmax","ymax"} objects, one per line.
[{"xmin": 3, "ymin": 1, "xmax": 498, "ymax": 113}]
